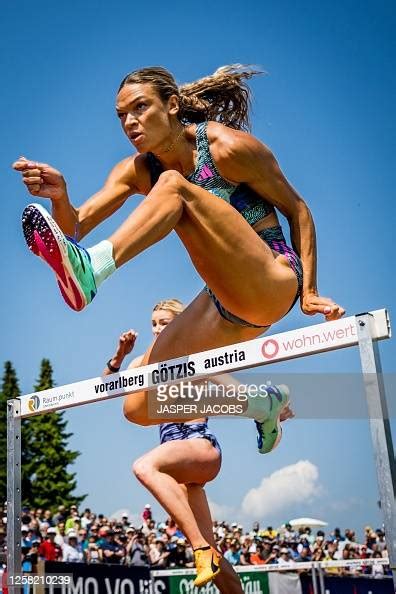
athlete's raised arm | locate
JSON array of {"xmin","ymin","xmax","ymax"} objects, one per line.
[
  {"xmin": 12, "ymin": 154, "xmax": 144, "ymax": 240},
  {"xmin": 210, "ymin": 125, "xmax": 344, "ymax": 321}
]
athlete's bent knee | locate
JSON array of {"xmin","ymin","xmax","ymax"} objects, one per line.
[
  {"xmin": 123, "ymin": 398, "xmax": 151, "ymax": 427},
  {"xmin": 157, "ymin": 169, "xmax": 184, "ymax": 189},
  {"xmin": 132, "ymin": 456, "xmax": 154, "ymax": 485}
]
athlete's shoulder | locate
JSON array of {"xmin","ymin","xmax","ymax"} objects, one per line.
[
  {"xmin": 108, "ymin": 153, "xmax": 152, "ymax": 194},
  {"xmin": 206, "ymin": 121, "xmax": 271, "ymax": 161}
]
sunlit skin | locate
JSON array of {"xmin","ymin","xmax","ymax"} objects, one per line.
[
  {"xmin": 13, "ymin": 80, "xmax": 344, "ymax": 428},
  {"xmin": 102, "ymin": 309, "xmax": 243, "ymax": 594},
  {"xmin": 116, "ymin": 85, "xmax": 187, "ymax": 159},
  {"xmin": 13, "ymin": 73, "xmax": 343, "ymax": 588},
  {"xmin": 151, "ymin": 309, "xmax": 177, "ymax": 338},
  {"xmin": 103, "ymin": 305, "xmax": 293, "ymax": 587}
]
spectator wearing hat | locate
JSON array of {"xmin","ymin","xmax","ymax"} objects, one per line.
[
  {"xmin": 38, "ymin": 527, "xmax": 62, "ymax": 561},
  {"xmin": 120, "ymin": 513, "xmax": 130, "ymax": 531},
  {"xmin": 62, "ymin": 531, "xmax": 83, "ymax": 562},
  {"xmin": 277, "ymin": 548, "xmax": 295, "ymax": 566},
  {"xmin": 262, "ymin": 526, "xmax": 277, "ymax": 542},
  {"xmin": 265, "ymin": 544, "xmax": 280, "ymax": 565},
  {"xmin": 21, "ymin": 525, "xmax": 33, "ymax": 550},
  {"xmin": 22, "ymin": 540, "xmax": 40, "ymax": 574},
  {"xmin": 149, "ymin": 539, "xmax": 170, "ymax": 568},
  {"xmin": 156, "ymin": 522, "xmax": 166, "ymax": 539},
  {"xmin": 94, "ymin": 525, "xmax": 111, "ymax": 550},
  {"xmin": 100, "ymin": 530, "xmax": 125, "ymax": 565},
  {"xmin": 127, "ymin": 531, "xmax": 149, "ymax": 567},
  {"xmin": 142, "ymin": 504, "xmax": 152, "ymax": 522},
  {"xmin": 21, "ymin": 526, "xmax": 36, "ymax": 571},
  {"xmin": 168, "ymin": 538, "xmax": 193, "ymax": 568},
  {"xmin": 224, "ymin": 541, "xmax": 241, "ymax": 566},
  {"xmin": 126, "ymin": 525, "xmax": 136, "ymax": 538},
  {"xmin": 260, "ymin": 539, "xmax": 273, "ymax": 561}
]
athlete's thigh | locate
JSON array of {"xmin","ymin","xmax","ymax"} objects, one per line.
[
  {"xmin": 174, "ymin": 179, "xmax": 297, "ymax": 323},
  {"xmin": 140, "ymin": 439, "xmax": 221, "ymax": 484},
  {"xmin": 176, "ymin": 179, "xmax": 274, "ymax": 282},
  {"xmin": 145, "ymin": 291, "xmax": 264, "ymax": 365}
]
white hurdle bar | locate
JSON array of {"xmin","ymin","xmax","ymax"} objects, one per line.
[{"xmin": 7, "ymin": 309, "xmax": 395, "ymax": 588}]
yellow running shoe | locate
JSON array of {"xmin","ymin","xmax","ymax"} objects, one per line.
[{"xmin": 193, "ymin": 545, "xmax": 222, "ymax": 587}]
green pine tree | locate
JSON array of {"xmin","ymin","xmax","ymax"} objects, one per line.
[
  {"xmin": 0, "ymin": 361, "xmax": 21, "ymax": 504},
  {"xmin": 23, "ymin": 359, "xmax": 86, "ymax": 510}
]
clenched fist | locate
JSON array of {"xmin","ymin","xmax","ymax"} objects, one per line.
[{"xmin": 12, "ymin": 156, "xmax": 68, "ymax": 202}]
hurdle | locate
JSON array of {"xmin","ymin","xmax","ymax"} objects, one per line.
[{"xmin": 6, "ymin": 309, "xmax": 395, "ymax": 588}]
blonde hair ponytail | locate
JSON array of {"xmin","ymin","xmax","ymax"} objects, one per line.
[
  {"xmin": 118, "ymin": 64, "xmax": 263, "ymax": 131},
  {"xmin": 179, "ymin": 64, "xmax": 263, "ymax": 130},
  {"xmin": 153, "ymin": 299, "xmax": 184, "ymax": 316}
]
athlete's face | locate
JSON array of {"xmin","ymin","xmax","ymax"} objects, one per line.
[
  {"xmin": 116, "ymin": 83, "xmax": 179, "ymax": 153},
  {"xmin": 152, "ymin": 309, "xmax": 177, "ymax": 338}
]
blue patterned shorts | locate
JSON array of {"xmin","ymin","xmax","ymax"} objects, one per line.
[{"xmin": 159, "ymin": 421, "xmax": 222, "ymax": 455}]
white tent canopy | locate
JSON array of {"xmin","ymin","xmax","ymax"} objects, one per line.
[{"xmin": 288, "ymin": 517, "xmax": 328, "ymax": 528}]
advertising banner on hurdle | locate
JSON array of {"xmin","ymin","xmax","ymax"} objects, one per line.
[{"xmin": 16, "ymin": 309, "xmax": 390, "ymax": 418}]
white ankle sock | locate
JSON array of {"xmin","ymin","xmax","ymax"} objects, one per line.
[
  {"xmin": 87, "ymin": 240, "xmax": 116, "ymax": 287},
  {"xmin": 242, "ymin": 393, "xmax": 271, "ymax": 422},
  {"xmin": 241, "ymin": 385, "xmax": 290, "ymax": 422}
]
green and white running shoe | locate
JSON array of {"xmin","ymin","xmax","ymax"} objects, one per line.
[
  {"xmin": 22, "ymin": 203, "xmax": 97, "ymax": 311},
  {"xmin": 255, "ymin": 384, "xmax": 290, "ymax": 454}
]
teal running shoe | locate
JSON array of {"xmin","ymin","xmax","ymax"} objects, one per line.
[
  {"xmin": 255, "ymin": 384, "xmax": 290, "ymax": 454},
  {"xmin": 22, "ymin": 203, "xmax": 97, "ymax": 311}
]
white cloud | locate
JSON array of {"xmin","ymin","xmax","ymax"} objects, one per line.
[{"xmin": 241, "ymin": 460, "xmax": 321, "ymax": 518}]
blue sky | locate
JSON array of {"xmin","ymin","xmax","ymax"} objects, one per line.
[{"xmin": 1, "ymin": 0, "xmax": 395, "ymax": 538}]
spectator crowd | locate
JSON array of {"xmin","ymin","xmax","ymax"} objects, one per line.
[{"xmin": 0, "ymin": 503, "xmax": 390, "ymax": 578}]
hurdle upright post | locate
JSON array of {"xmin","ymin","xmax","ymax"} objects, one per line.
[
  {"xmin": 7, "ymin": 398, "xmax": 22, "ymax": 590},
  {"xmin": 356, "ymin": 312, "xmax": 396, "ymax": 588}
]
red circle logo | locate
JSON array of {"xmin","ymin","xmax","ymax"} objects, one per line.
[{"xmin": 261, "ymin": 338, "xmax": 279, "ymax": 359}]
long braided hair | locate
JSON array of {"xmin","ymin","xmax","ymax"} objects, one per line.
[{"xmin": 118, "ymin": 65, "xmax": 262, "ymax": 131}]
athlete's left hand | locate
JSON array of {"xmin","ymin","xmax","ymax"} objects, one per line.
[{"xmin": 301, "ymin": 292, "xmax": 345, "ymax": 321}]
